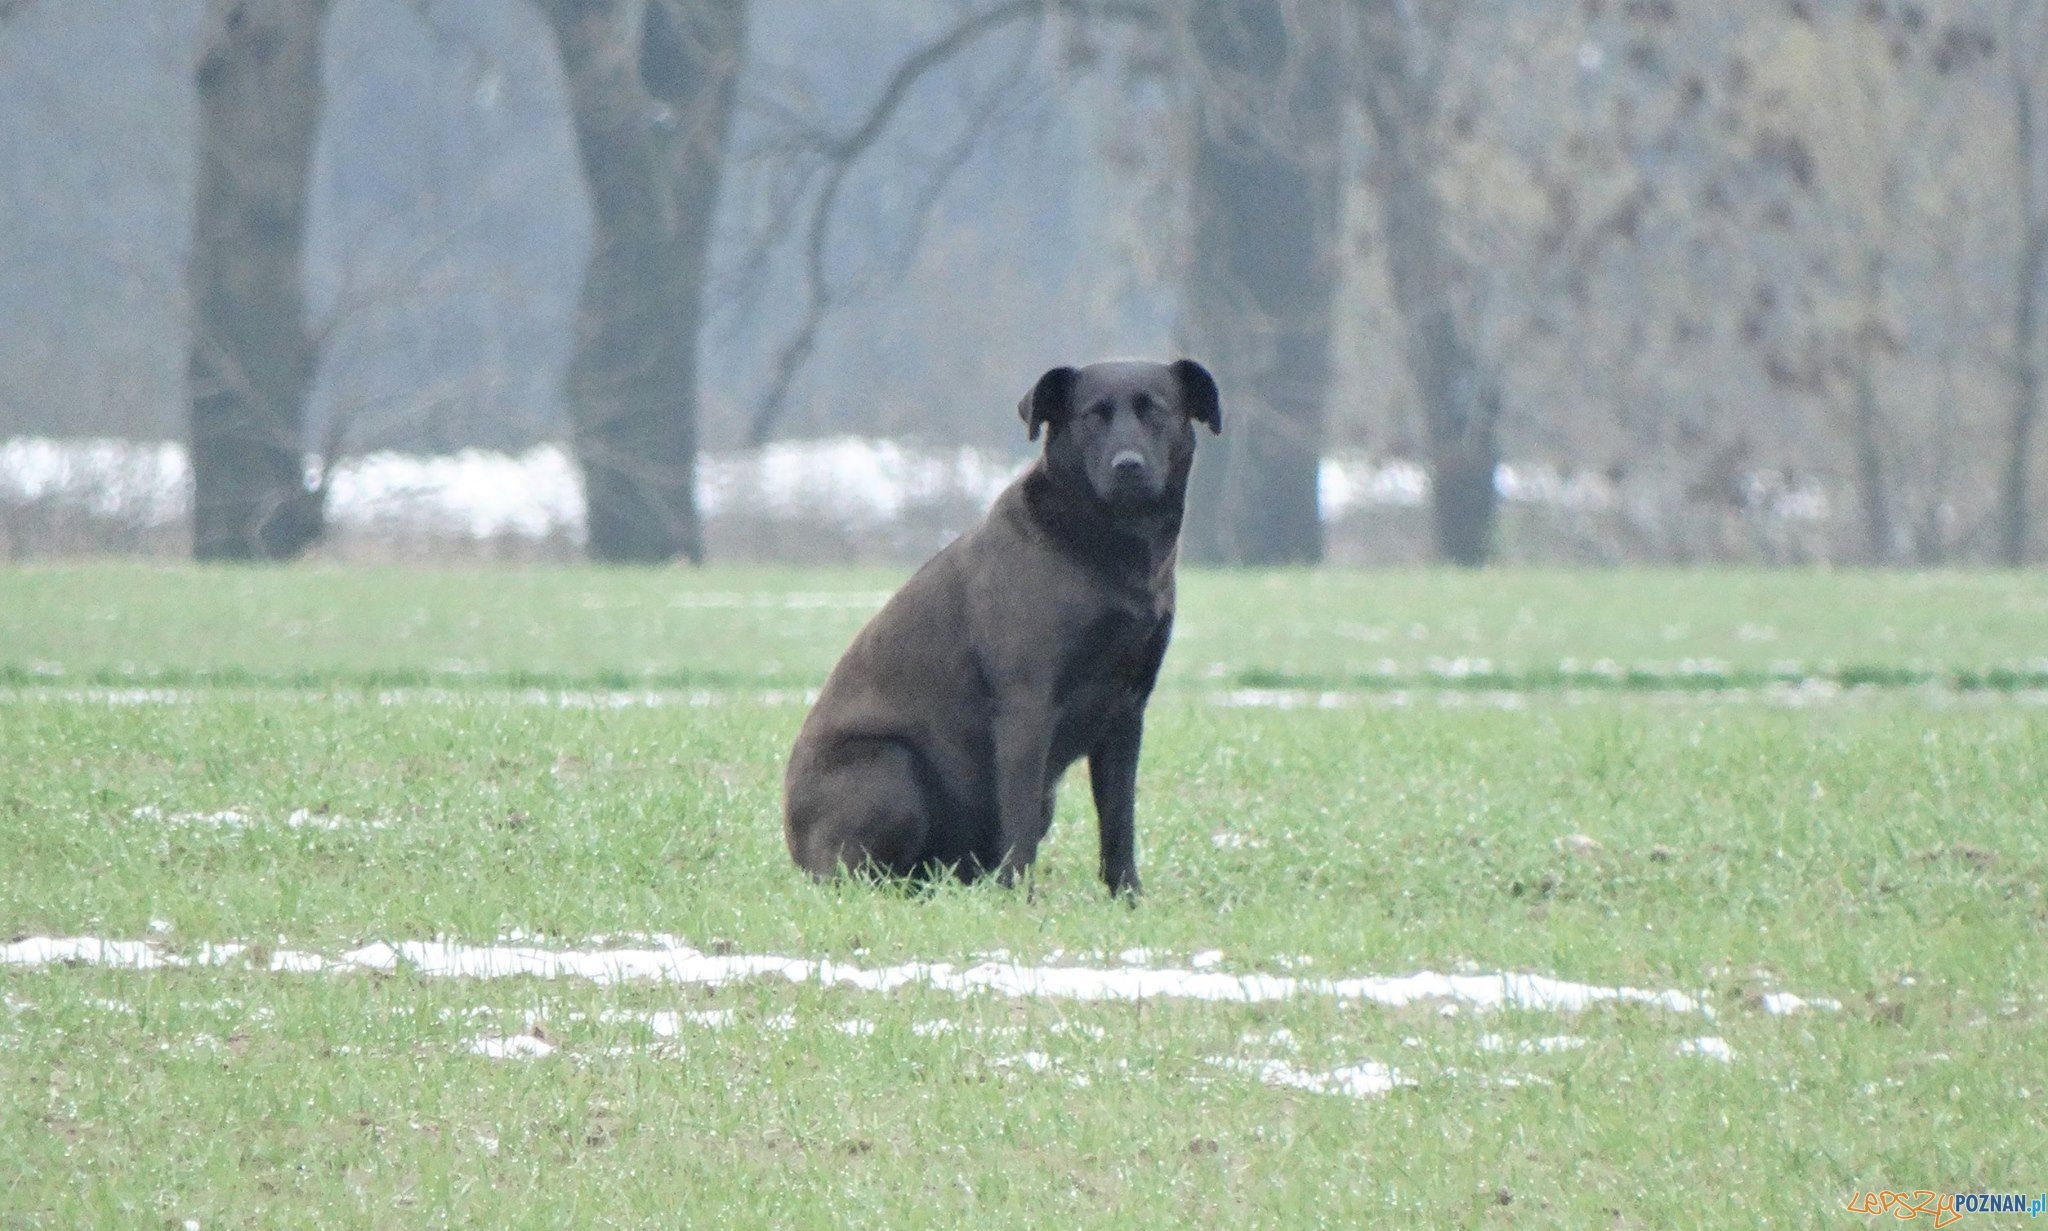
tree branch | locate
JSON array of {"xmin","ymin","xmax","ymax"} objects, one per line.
[{"xmin": 738, "ymin": 0, "xmax": 1160, "ymax": 445}]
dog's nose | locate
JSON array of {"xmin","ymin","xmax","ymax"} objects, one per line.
[{"xmin": 1111, "ymin": 450, "xmax": 1146, "ymax": 477}]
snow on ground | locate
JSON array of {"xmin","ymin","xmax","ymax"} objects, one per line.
[
  {"xmin": 2, "ymin": 936, "xmax": 1854, "ymax": 1098},
  {"xmin": 5, "ymin": 437, "xmax": 1784, "ymax": 544},
  {"xmin": 129, "ymin": 805, "xmax": 389, "ymax": 833},
  {"xmin": 0, "ymin": 438, "xmax": 1021, "ymax": 543},
  {"xmin": 1211, "ymin": 1056, "xmax": 1412, "ymax": 1098},
  {"xmin": 2, "ymin": 933, "xmax": 1848, "ymax": 1031},
  {"xmin": 0, "ymin": 933, "xmax": 1766, "ymax": 1017},
  {"xmin": 1677, "ymin": 1036, "xmax": 1736, "ymax": 1062}
]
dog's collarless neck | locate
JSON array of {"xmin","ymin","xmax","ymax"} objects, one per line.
[{"xmin": 1018, "ymin": 464, "xmax": 1181, "ymax": 580}]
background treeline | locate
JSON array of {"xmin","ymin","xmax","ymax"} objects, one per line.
[{"xmin": 0, "ymin": 0, "xmax": 2042, "ymax": 566}]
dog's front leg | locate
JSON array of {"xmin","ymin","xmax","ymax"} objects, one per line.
[
  {"xmin": 991, "ymin": 700, "xmax": 1053, "ymax": 887},
  {"xmin": 1088, "ymin": 713, "xmax": 1143, "ymax": 899}
]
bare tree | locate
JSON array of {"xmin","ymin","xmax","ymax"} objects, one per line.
[
  {"xmin": 1353, "ymin": 0, "xmax": 1502, "ymax": 566},
  {"xmin": 1178, "ymin": 0, "xmax": 1343, "ymax": 565},
  {"xmin": 187, "ymin": 0, "xmax": 333, "ymax": 560},
  {"xmin": 1721, "ymin": 1, "xmax": 2032, "ymax": 566},
  {"xmin": 732, "ymin": 0, "xmax": 1342, "ymax": 567},
  {"xmin": 1797, "ymin": 6, "xmax": 1935, "ymax": 564},
  {"xmin": 736, "ymin": 0, "xmax": 1157, "ymax": 449},
  {"xmin": 539, "ymin": 0, "xmax": 745, "ymax": 563}
]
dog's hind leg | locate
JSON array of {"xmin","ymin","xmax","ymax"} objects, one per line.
[{"xmin": 787, "ymin": 742, "xmax": 933, "ymax": 881}]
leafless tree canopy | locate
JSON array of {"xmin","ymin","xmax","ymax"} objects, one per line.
[{"xmin": 0, "ymin": 0, "xmax": 2043, "ymax": 565}]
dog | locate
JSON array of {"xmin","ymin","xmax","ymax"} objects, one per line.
[{"xmin": 783, "ymin": 358, "xmax": 1221, "ymax": 896}]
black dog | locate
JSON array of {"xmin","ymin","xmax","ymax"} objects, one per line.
[{"xmin": 783, "ymin": 358, "xmax": 1221, "ymax": 896}]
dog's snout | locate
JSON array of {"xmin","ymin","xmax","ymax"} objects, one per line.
[{"xmin": 1111, "ymin": 450, "xmax": 1146, "ymax": 476}]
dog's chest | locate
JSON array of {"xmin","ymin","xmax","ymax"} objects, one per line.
[{"xmin": 1046, "ymin": 602, "xmax": 1164, "ymax": 752}]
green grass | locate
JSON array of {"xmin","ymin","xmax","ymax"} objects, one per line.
[
  {"xmin": 2, "ymin": 564, "xmax": 2044, "ymax": 1226},
  {"xmin": 4, "ymin": 563, "xmax": 2045, "ymax": 689}
]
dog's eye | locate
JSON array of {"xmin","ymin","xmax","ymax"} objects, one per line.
[
  {"xmin": 1088, "ymin": 400, "xmax": 1114, "ymax": 421},
  {"xmin": 1130, "ymin": 393, "xmax": 1156, "ymax": 416}
]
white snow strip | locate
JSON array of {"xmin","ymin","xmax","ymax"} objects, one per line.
[
  {"xmin": 130, "ymin": 806, "xmax": 387, "ymax": 833},
  {"xmin": 132, "ymin": 806, "xmax": 252, "ymax": 829},
  {"xmin": 1214, "ymin": 1056, "xmax": 1410, "ymax": 1099},
  {"xmin": 1475, "ymin": 1033, "xmax": 1587, "ymax": 1054},
  {"xmin": 996, "ymin": 1050, "xmax": 1057, "ymax": 1074},
  {"xmin": 2, "ymin": 934, "xmax": 1711, "ymax": 1015},
  {"xmin": 285, "ymin": 809, "xmax": 388, "ymax": 832},
  {"xmin": 1, "ymin": 438, "xmax": 1833, "ymax": 542},
  {"xmin": 267, "ymin": 950, "xmax": 336, "ymax": 974},
  {"xmin": 1677, "ymin": 1036, "xmax": 1735, "ymax": 1062},
  {"xmin": 342, "ymin": 939, "xmax": 1712, "ymax": 1013},
  {"xmin": 467, "ymin": 1033, "xmax": 555, "ymax": 1059},
  {"xmin": 1, "ymin": 937, "xmax": 181, "ymax": 970},
  {"xmin": 0, "ymin": 437, "xmax": 1022, "ymax": 540},
  {"xmin": 1760, "ymin": 991, "xmax": 1843, "ymax": 1015}
]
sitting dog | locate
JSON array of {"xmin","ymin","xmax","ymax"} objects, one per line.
[{"xmin": 783, "ymin": 358, "xmax": 1221, "ymax": 896}]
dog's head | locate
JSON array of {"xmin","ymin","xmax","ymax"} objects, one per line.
[{"xmin": 1018, "ymin": 359, "xmax": 1221, "ymax": 511}]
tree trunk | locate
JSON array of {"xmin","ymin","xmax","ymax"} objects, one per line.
[
  {"xmin": 1354, "ymin": 0, "xmax": 1500, "ymax": 567},
  {"xmin": 1999, "ymin": 54, "xmax": 2046, "ymax": 566},
  {"xmin": 2003, "ymin": 221, "xmax": 2046, "ymax": 565},
  {"xmin": 542, "ymin": 0, "xmax": 745, "ymax": 564},
  {"xmin": 1842, "ymin": 253, "xmax": 1903, "ymax": 565},
  {"xmin": 187, "ymin": 0, "xmax": 331, "ymax": 560},
  {"xmin": 1180, "ymin": 0, "xmax": 1342, "ymax": 566}
]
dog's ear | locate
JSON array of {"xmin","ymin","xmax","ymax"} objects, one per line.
[
  {"xmin": 1171, "ymin": 359, "xmax": 1221, "ymax": 434},
  {"xmin": 1019, "ymin": 366, "xmax": 1078, "ymax": 441}
]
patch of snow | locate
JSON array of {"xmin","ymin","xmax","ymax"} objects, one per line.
[
  {"xmin": 1476, "ymin": 1033, "xmax": 1586, "ymax": 1054},
  {"xmin": 267, "ymin": 950, "xmax": 334, "ymax": 973},
  {"xmin": 2, "ymin": 937, "xmax": 176, "ymax": 970},
  {"xmin": 997, "ymin": 1050, "xmax": 1056, "ymax": 1074},
  {"xmin": 326, "ymin": 448, "xmax": 584, "ymax": 540},
  {"xmin": 1318, "ymin": 456, "xmax": 1430, "ymax": 515},
  {"xmin": 3, "ymin": 934, "xmax": 1712, "ymax": 1015},
  {"xmin": 0, "ymin": 438, "xmax": 188, "ymax": 522},
  {"xmin": 467, "ymin": 1033, "xmax": 555, "ymax": 1059},
  {"xmin": 1214, "ymin": 1056, "xmax": 1410, "ymax": 1099},
  {"xmin": 1760, "ymin": 991, "xmax": 1844, "ymax": 1015},
  {"xmin": 20, "ymin": 438, "xmax": 1814, "ymax": 546},
  {"xmin": 130, "ymin": 805, "xmax": 386, "ymax": 833},
  {"xmin": 1677, "ymin": 1036, "xmax": 1734, "ymax": 1062},
  {"xmin": 285, "ymin": 808, "xmax": 388, "ymax": 832},
  {"xmin": 132, "ymin": 805, "xmax": 252, "ymax": 829}
]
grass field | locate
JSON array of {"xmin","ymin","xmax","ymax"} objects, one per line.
[{"xmin": 3, "ymin": 564, "xmax": 2044, "ymax": 1227}]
